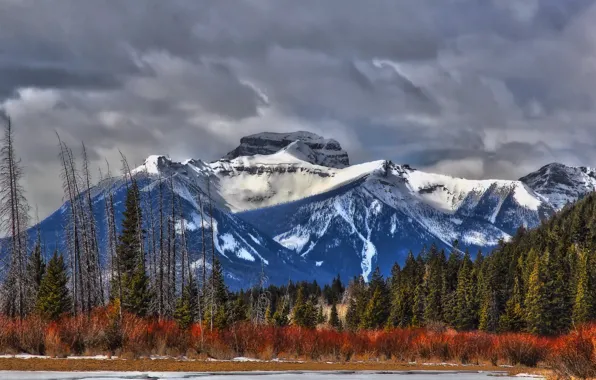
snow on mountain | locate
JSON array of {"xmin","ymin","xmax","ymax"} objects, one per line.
[
  {"xmin": 223, "ymin": 131, "xmax": 350, "ymax": 168},
  {"xmin": 520, "ymin": 163, "xmax": 596, "ymax": 210},
  {"xmin": 21, "ymin": 132, "xmax": 596, "ymax": 286}
]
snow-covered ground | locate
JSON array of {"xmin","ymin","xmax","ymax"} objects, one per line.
[{"xmin": 0, "ymin": 371, "xmax": 544, "ymax": 380}]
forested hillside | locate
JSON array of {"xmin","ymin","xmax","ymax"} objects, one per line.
[{"xmin": 332, "ymin": 191, "xmax": 596, "ymax": 336}]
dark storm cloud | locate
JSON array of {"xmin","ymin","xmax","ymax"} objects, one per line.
[{"xmin": 1, "ymin": 0, "xmax": 596, "ymax": 216}]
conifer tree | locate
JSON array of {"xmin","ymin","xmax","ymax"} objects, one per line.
[
  {"xmin": 174, "ymin": 276, "xmax": 198, "ymax": 329},
  {"xmin": 36, "ymin": 251, "xmax": 70, "ymax": 320},
  {"xmin": 454, "ymin": 251, "xmax": 475, "ymax": 330},
  {"xmin": 361, "ymin": 288, "xmax": 387, "ymax": 330},
  {"xmin": 390, "ymin": 252, "xmax": 418, "ymax": 327},
  {"xmin": 114, "ymin": 181, "xmax": 151, "ymax": 316},
  {"xmin": 329, "ymin": 301, "xmax": 341, "ymax": 329},
  {"xmin": 423, "ymin": 246, "xmax": 445, "ymax": 323},
  {"xmin": 573, "ymin": 248, "xmax": 593, "ymax": 325},
  {"xmin": 316, "ymin": 304, "xmax": 325, "ymax": 325},
  {"xmin": 499, "ymin": 270, "xmax": 525, "ymax": 332},
  {"xmin": 292, "ymin": 287, "xmax": 317, "ymax": 328},
  {"xmin": 525, "ymin": 254, "xmax": 549, "ymax": 335},
  {"xmin": 25, "ymin": 241, "xmax": 46, "ymax": 314},
  {"xmin": 273, "ymin": 300, "xmax": 289, "ymax": 327}
]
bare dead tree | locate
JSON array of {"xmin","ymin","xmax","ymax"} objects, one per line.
[
  {"xmin": 103, "ymin": 160, "xmax": 121, "ymax": 318},
  {"xmin": 0, "ymin": 116, "xmax": 30, "ymax": 318},
  {"xmin": 158, "ymin": 174, "xmax": 165, "ymax": 319},
  {"xmin": 208, "ymin": 178, "xmax": 216, "ymax": 332},
  {"xmin": 55, "ymin": 133, "xmax": 84, "ymax": 315},
  {"xmin": 81, "ymin": 143, "xmax": 104, "ymax": 307}
]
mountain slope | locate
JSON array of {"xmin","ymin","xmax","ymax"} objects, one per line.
[
  {"xmin": 520, "ymin": 162, "xmax": 596, "ymax": 210},
  {"xmin": 24, "ymin": 132, "xmax": 596, "ymax": 286}
]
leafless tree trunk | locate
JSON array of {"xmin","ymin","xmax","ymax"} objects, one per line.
[
  {"xmin": 158, "ymin": 175, "xmax": 165, "ymax": 319},
  {"xmin": 208, "ymin": 179, "xmax": 215, "ymax": 332},
  {"xmin": 56, "ymin": 133, "xmax": 83, "ymax": 315},
  {"xmin": 103, "ymin": 160, "xmax": 121, "ymax": 319},
  {"xmin": 0, "ymin": 116, "xmax": 30, "ymax": 318}
]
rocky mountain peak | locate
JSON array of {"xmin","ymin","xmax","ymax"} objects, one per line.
[
  {"xmin": 520, "ymin": 162, "xmax": 596, "ymax": 210},
  {"xmin": 223, "ymin": 131, "xmax": 350, "ymax": 168}
]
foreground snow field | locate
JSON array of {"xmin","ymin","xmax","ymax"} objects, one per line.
[{"xmin": 0, "ymin": 371, "xmax": 543, "ymax": 379}]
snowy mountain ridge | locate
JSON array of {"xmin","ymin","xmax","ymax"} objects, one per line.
[{"xmin": 28, "ymin": 131, "xmax": 596, "ymax": 286}]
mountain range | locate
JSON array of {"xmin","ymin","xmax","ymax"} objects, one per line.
[{"xmin": 30, "ymin": 131, "xmax": 596, "ymax": 288}]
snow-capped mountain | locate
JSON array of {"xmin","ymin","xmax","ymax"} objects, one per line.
[
  {"xmin": 520, "ymin": 163, "xmax": 596, "ymax": 210},
  {"xmin": 25, "ymin": 132, "xmax": 596, "ymax": 286}
]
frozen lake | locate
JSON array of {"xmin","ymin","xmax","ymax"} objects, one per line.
[{"xmin": 0, "ymin": 371, "xmax": 542, "ymax": 380}]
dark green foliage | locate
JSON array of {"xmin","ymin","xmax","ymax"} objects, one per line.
[
  {"xmin": 26, "ymin": 242, "xmax": 46, "ymax": 313},
  {"xmin": 36, "ymin": 251, "xmax": 70, "ymax": 320},
  {"xmin": 272, "ymin": 301, "xmax": 290, "ymax": 327},
  {"xmin": 360, "ymin": 267, "xmax": 390, "ymax": 329},
  {"xmin": 292, "ymin": 288, "xmax": 317, "ymax": 328},
  {"xmin": 329, "ymin": 301, "xmax": 341, "ymax": 329},
  {"xmin": 174, "ymin": 276, "xmax": 199, "ymax": 329},
  {"xmin": 454, "ymin": 251, "xmax": 476, "ymax": 330},
  {"xmin": 114, "ymin": 181, "xmax": 151, "ymax": 316}
]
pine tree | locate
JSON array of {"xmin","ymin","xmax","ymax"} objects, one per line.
[
  {"xmin": 36, "ymin": 251, "xmax": 70, "ymax": 320},
  {"xmin": 454, "ymin": 251, "xmax": 476, "ymax": 330},
  {"xmin": 345, "ymin": 276, "xmax": 367, "ymax": 331},
  {"xmin": 573, "ymin": 248, "xmax": 593, "ymax": 325},
  {"xmin": 229, "ymin": 296, "xmax": 248, "ymax": 324},
  {"xmin": 361, "ymin": 288, "xmax": 387, "ymax": 330},
  {"xmin": 423, "ymin": 246, "xmax": 445, "ymax": 324},
  {"xmin": 273, "ymin": 300, "xmax": 289, "ymax": 327},
  {"xmin": 174, "ymin": 277, "xmax": 198, "ymax": 329},
  {"xmin": 499, "ymin": 269, "xmax": 525, "ymax": 332},
  {"xmin": 293, "ymin": 288, "xmax": 317, "ymax": 328},
  {"xmin": 25, "ymin": 241, "xmax": 46, "ymax": 314},
  {"xmin": 390, "ymin": 252, "xmax": 418, "ymax": 327},
  {"xmin": 114, "ymin": 181, "xmax": 151, "ymax": 316},
  {"xmin": 316, "ymin": 304, "xmax": 325, "ymax": 325},
  {"xmin": 329, "ymin": 301, "xmax": 341, "ymax": 329},
  {"xmin": 525, "ymin": 254, "xmax": 549, "ymax": 335}
]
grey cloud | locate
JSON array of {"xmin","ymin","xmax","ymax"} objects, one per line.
[{"xmin": 1, "ymin": 0, "xmax": 596, "ymax": 217}]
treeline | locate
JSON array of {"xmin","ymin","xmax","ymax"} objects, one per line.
[
  {"xmin": 338, "ymin": 191, "xmax": 596, "ymax": 336},
  {"xmin": 4, "ymin": 113, "xmax": 596, "ymax": 340},
  {"xmin": 0, "ymin": 116, "xmax": 236, "ymax": 331}
]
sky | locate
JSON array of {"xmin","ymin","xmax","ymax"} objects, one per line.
[{"xmin": 1, "ymin": 0, "xmax": 596, "ymax": 218}]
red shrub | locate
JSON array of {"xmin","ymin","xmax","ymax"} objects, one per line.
[
  {"xmin": 414, "ymin": 332, "xmax": 452, "ymax": 361},
  {"xmin": 550, "ymin": 325, "xmax": 596, "ymax": 379},
  {"xmin": 495, "ymin": 333, "xmax": 549, "ymax": 367},
  {"xmin": 449, "ymin": 331, "xmax": 495, "ymax": 364},
  {"xmin": 373, "ymin": 329, "xmax": 419, "ymax": 361}
]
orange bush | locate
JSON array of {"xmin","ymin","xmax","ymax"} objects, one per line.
[
  {"xmin": 550, "ymin": 325, "xmax": 596, "ymax": 379},
  {"xmin": 495, "ymin": 333, "xmax": 550, "ymax": 367},
  {"xmin": 0, "ymin": 309, "xmax": 591, "ymax": 369}
]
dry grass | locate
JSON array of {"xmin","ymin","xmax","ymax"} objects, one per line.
[{"xmin": 0, "ymin": 357, "xmax": 540, "ymax": 374}]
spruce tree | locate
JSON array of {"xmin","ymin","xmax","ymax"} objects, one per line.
[
  {"xmin": 391, "ymin": 252, "xmax": 417, "ymax": 327},
  {"xmin": 329, "ymin": 301, "xmax": 341, "ymax": 329},
  {"xmin": 36, "ymin": 251, "xmax": 70, "ymax": 320},
  {"xmin": 361, "ymin": 288, "xmax": 387, "ymax": 330},
  {"xmin": 25, "ymin": 242, "xmax": 45, "ymax": 313},
  {"xmin": 454, "ymin": 252, "xmax": 475, "ymax": 330},
  {"xmin": 423, "ymin": 246, "xmax": 445, "ymax": 323},
  {"xmin": 273, "ymin": 301, "xmax": 289, "ymax": 327},
  {"xmin": 573, "ymin": 248, "xmax": 593, "ymax": 325},
  {"xmin": 114, "ymin": 181, "xmax": 151, "ymax": 316},
  {"xmin": 174, "ymin": 277, "xmax": 199, "ymax": 329},
  {"xmin": 293, "ymin": 288, "xmax": 317, "ymax": 328},
  {"xmin": 525, "ymin": 254, "xmax": 549, "ymax": 335}
]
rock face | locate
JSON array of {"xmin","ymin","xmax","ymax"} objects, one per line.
[
  {"xmin": 223, "ymin": 131, "xmax": 350, "ymax": 168},
  {"xmin": 520, "ymin": 163, "xmax": 596, "ymax": 210}
]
